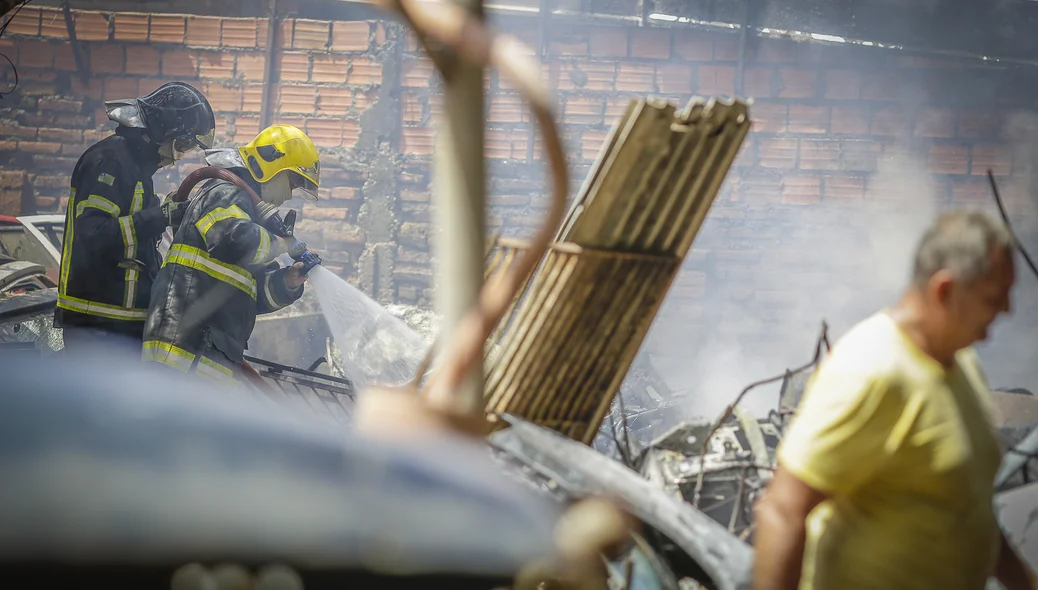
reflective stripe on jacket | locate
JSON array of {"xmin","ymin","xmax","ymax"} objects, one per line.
[
  {"xmin": 142, "ymin": 173, "xmax": 303, "ymax": 379},
  {"xmin": 54, "ymin": 130, "xmax": 167, "ymax": 338}
]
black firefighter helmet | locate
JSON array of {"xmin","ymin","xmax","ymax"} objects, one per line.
[{"xmin": 104, "ymin": 82, "xmax": 216, "ymax": 166}]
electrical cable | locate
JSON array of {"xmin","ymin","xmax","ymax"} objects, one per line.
[
  {"xmin": 987, "ymin": 169, "xmax": 1038, "ymax": 281},
  {"xmin": 0, "ymin": 1, "xmax": 33, "ymax": 99}
]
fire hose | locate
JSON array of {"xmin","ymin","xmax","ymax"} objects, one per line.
[
  {"xmin": 170, "ymin": 166, "xmax": 322, "ymax": 392},
  {"xmin": 374, "ymin": 0, "xmax": 569, "ymax": 412}
]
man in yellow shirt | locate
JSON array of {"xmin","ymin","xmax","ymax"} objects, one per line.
[{"xmin": 753, "ymin": 210, "xmax": 1036, "ymax": 590}]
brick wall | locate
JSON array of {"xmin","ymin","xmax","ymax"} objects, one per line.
[{"xmin": 2, "ymin": 6, "xmax": 1037, "ymax": 399}]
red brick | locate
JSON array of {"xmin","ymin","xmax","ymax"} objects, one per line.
[
  {"xmin": 488, "ymin": 93, "xmax": 525, "ymax": 123},
  {"xmin": 840, "ymin": 140, "xmax": 880, "ymax": 172},
  {"xmin": 401, "ymin": 126, "xmax": 434, "ymax": 156},
  {"xmin": 589, "ymin": 27, "xmax": 627, "ymax": 58},
  {"xmin": 198, "ymin": 51, "xmax": 234, "ymax": 79},
  {"xmin": 162, "ymin": 50, "xmax": 199, "ymax": 77},
  {"xmin": 54, "ymin": 42, "xmax": 85, "ymax": 72},
  {"xmin": 823, "ymin": 69, "xmax": 860, "ymax": 99},
  {"xmin": 758, "ymin": 138, "xmax": 797, "ymax": 168},
  {"xmin": 0, "ymin": 122, "xmax": 36, "ymax": 140},
  {"xmin": 256, "ymin": 20, "xmax": 270, "ymax": 49},
  {"xmin": 233, "ymin": 116, "xmax": 261, "ymax": 143},
  {"xmin": 150, "ymin": 14, "xmax": 187, "ymax": 44},
  {"xmin": 278, "ymin": 84, "xmax": 317, "ymax": 114},
  {"xmin": 581, "ymin": 129, "xmax": 610, "ymax": 161},
  {"xmin": 860, "ymin": 71, "xmax": 899, "ymax": 101},
  {"xmin": 871, "ymin": 106, "xmax": 909, "ymax": 136},
  {"xmin": 749, "ymin": 103, "xmax": 787, "ymax": 133},
  {"xmin": 89, "ymin": 43, "xmax": 126, "ymax": 75},
  {"xmin": 733, "ymin": 172, "xmax": 781, "ymax": 203},
  {"xmin": 278, "ymin": 52, "xmax": 309, "ymax": 82},
  {"xmin": 38, "ymin": 127, "xmax": 78, "ymax": 143},
  {"xmin": 342, "ymin": 119, "xmax": 360, "ymax": 148},
  {"xmin": 753, "ymin": 39, "xmax": 795, "ymax": 63},
  {"xmin": 374, "ymin": 23, "xmax": 388, "ymax": 47},
  {"xmin": 563, "ymin": 95, "xmax": 604, "ymax": 125},
  {"xmin": 125, "ymin": 46, "xmax": 160, "ymax": 76},
  {"xmin": 788, "ymin": 105, "xmax": 829, "ymax": 134},
  {"xmin": 137, "ymin": 78, "xmax": 166, "ymax": 98},
  {"xmin": 914, "ymin": 108, "xmax": 955, "ymax": 138},
  {"xmin": 186, "ymin": 16, "xmax": 221, "ymax": 47},
  {"xmin": 742, "ymin": 66, "xmax": 773, "ymax": 97},
  {"xmin": 927, "ymin": 143, "xmax": 968, "ymax": 175},
  {"xmin": 956, "ymin": 111, "xmax": 1001, "ymax": 140},
  {"xmin": 629, "ymin": 29, "xmax": 671, "ymax": 59},
  {"xmin": 799, "ymin": 139, "xmax": 839, "ymax": 170},
  {"xmin": 778, "ymin": 68, "xmax": 817, "ymax": 99},
  {"xmin": 656, "ymin": 64, "xmax": 692, "ymax": 94},
  {"xmin": 71, "ymin": 77, "xmax": 104, "ymax": 101},
  {"xmin": 312, "ymin": 54, "xmax": 348, "ymax": 83},
  {"xmin": 550, "ymin": 37, "xmax": 588, "ymax": 57},
  {"xmin": 317, "ymin": 87, "xmax": 351, "ymax": 116},
  {"xmin": 21, "ymin": 141, "xmax": 61, "ymax": 154},
  {"xmin": 714, "ymin": 35, "xmax": 741, "ymax": 61},
  {"xmin": 237, "ymin": 52, "xmax": 267, "ymax": 81},
  {"xmin": 114, "ymin": 13, "xmax": 149, "ymax": 42},
  {"xmin": 971, "ymin": 143, "xmax": 1011, "ymax": 176},
  {"xmin": 75, "ymin": 12, "xmax": 109, "ymax": 42},
  {"xmin": 242, "ymin": 84, "xmax": 263, "ymax": 113},
  {"xmin": 348, "ymin": 56, "xmax": 382, "ymax": 86},
  {"xmin": 616, "ymin": 62, "xmax": 655, "ymax": 93},
  {"xmin": 204, "ymin": 83, "xmax": 243, "ymax": 112},
  {"xmin": 6, "ymin": 7, "xmax": 40, "ymax": 37},
  {"xmin": 39, "ymin": 9, "xmax": 68, "ymax": 40},
  {"xmin": 18, "ymin": 40, "xmax": 53, "ymax": 69},
  {"xmin": 830, "ymin": 106, "xmax": 869, "ymax": 135},
  {"xmin": 950, "ymin": 178, "xmax": 990, "ymax": 204},
  {"xmin": 781, "ymin": 175, "xmax": 821, "ymax": 204},
  {"xmin": 823, "ymin": 175, "xmax": 864, "ymax": 199},
  {"xmin": 697, "ymin": 65, "xmax": 735, "ymax": 96},
  {"xmin": 279, "ymin": 19, "xmax": 295, "ymax": 48},
  {"xmin": 354, "ymin": 89, "xmax": 377, "ymax": 113},
  {"xmin": 673, "ymin": 34, "xmax": 712, "ymax": 61},
  {"xmin": 401, "ymin": 92, "xmax": 422, "ymax": 123},
  {"xmin": 0, "ymin": 170, "xmax": 26, "ymax": 188},
  {"xmin": 331, "ymin": 21, "xmax": 370, "ymax": 51},
  {"xmin": 605, "ymin": 96, "xmax": 633, "ymax": 122},
  {"xmin": 305, "ymin": 118, "xmax": 342, "ymax": 148},
  {"xmin": 222, "ymin": 18, "xmax": 259, "ymax": 48},
  {"xmin": 293, "ymin": 19, "xmax": 330, "ymax": 50},
  {"xmin": 552, "ymin": 61, "xmax": 615, "ymax": 92},
  {"xmin": 486, "ymin": 128, "xmax": 529, "ymax": 160},
  {"xmin": 402, "ymin": 58, "xmax": 432, "ymax": 88},
  {"xmin": 38, "ymin": 97, "xmax": 81, "ymax": 113}
]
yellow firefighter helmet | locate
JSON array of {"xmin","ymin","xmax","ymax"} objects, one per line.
[{"xmin": 238, "ymin": 124, "xmax": 320, "ymax": 202}]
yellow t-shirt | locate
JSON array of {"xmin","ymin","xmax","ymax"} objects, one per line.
[{"xmin": 777, "ymin": 311, "xmax": 1004, "ymax": 590}]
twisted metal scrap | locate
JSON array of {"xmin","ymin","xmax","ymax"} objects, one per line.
[{"xmin": 374, "ymin": 0, "xmax": 569, "ymax": 412}]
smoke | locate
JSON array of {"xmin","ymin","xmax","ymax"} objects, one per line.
[{"xmin": 643, "ymin": 149, "xmax": 942, "ymax": 420}]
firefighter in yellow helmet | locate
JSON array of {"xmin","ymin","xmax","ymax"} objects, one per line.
[{"xmin": 142, "ymin": 124, "xmax": 322, "ymax": 381}]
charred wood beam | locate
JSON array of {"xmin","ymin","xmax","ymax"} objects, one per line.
[{"xmin": 60, "ymin": 1, "xmax": 87, "ymax": 83}]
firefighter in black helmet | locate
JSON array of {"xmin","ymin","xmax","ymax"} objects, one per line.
[{"xmin": 55, "ymin": 82, "xmax": 216, "ymax": 355}]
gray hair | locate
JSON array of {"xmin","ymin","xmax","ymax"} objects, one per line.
[{"xmin": 911, "ymin": 210, "xmax": 1015, "ymax": 289}]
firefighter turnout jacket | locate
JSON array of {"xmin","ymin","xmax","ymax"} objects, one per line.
[
  {"xmin": 55, "ymin": 129, "xmax": 168, "ymax": 338},
  {"xmin": 142, "ymin": 174, "xmax": 303, "ymax": 381}
]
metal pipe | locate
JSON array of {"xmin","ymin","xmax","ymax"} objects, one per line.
[
  {"xmin": 431, "ymin": 0, "xmax": 487, "ymax": 415},
  {"xmin": 259, "ymin": 0, "xmax": 280, "ymax": 130}
]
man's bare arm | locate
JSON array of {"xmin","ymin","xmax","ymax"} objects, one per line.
[
  {"xmin": 995, "ymin": 529, "xmax": 1038, "ymax": 590},
  {"xmin": 753, "ymin": 465, "xmax": 828, "ymax": 590}
]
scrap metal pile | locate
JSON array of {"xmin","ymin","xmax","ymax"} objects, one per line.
[{"xmin": 483, "ymin": 97, "xmax": 752, "ymax": 444}]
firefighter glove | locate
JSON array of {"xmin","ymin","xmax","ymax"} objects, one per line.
[{"xmin": 160, "ymin": 193, "xmax": 186, "ymax": 229}]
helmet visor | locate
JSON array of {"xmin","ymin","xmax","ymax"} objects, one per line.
[{"xmin": 288, "ymin": 171, "xmax": 319, "ymax": 202}]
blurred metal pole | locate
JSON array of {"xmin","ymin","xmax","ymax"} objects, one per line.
[{"xmin": 432, "ymin": 0, "xmax": 487, "ymax": 414}]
